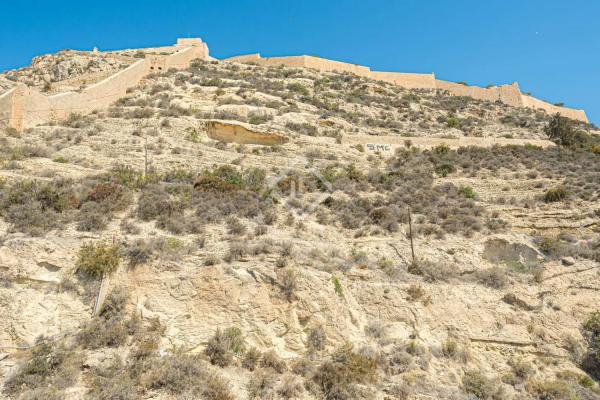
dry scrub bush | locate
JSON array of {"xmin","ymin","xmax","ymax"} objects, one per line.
[
  {"xmin": 307, "ymin": 326, "xmax": 326, "ymax": 352},
  {"xmin": 260, "ymin": 350, "xmax": 287, "ymax": 373},
  {"xmin": 280, "ymin": 268, "xmax": 298, "ymax": 301},
  {"xmin": 365, "ymin": 320, "xmax": 386, "ymax": 339},
  {"xmin": 243, "ymin": 347, "xmax": 261, "ymax": 371},
  {"xmin": 0, "ymin": 180, "xmax": 71, "ymax": 235},
  {"xmin": 440, "ymin": 339, "xmax": 470, "ymax": 363},
  {"xmin": 205, "ymin": 327, "xmax": 246, "ymax": 367},
  {"xmin": 536, "ymin": 235, "xmax": 600, "ymax": 263},
  {"xmin": 582, "ymin": 311, "xmax": 600, "ymax": 380},
  {"xmin": 76, "ymin": 286, "xmax": 136, "ymax": 349},
  {"xmin": 462, "ymin": 370, "xmax": 503, "ymax": 400},
  {"xmin": 3, "ymin": 341, "xmax": 81, "ymax": 399},
  {"xmin": 407, "ymin": 260, "xmax": 455, "ymax": 282},
  {"xmin": 247, "ymin": 368, "xmax": 278, "ymax": 399},
  {"xmin": 0, "ymin": 177, "xmax": 131, "ymax": 235},
  {"xmin": 140, "ymin": 353, "xmax": 233, "ymax": 399},
  {"xmin": 312, "ymin": 343, "xmax": 378, "ymax": 400},
  {"xmin": 475, "ymin": 267, "xmax": 508, "ymax": 289},
  {"xmin": 319, "ymin": 151, "xmax": 488, "ymax": 236},
  {"xmin": 277, "ymin": 373, "xmax": 305, "ymax": 398},
  {"xmin": 525, "ymin": 379, "xmax": 574, "ymax": 400}
]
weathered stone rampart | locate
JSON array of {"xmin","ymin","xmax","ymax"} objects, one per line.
[
  {"xmin": 1, "ymin": 39, "xmax": 209, "ymax": 131},
  {"xmin": 226, "ymin": 54, "xmax": 588, "ymax": 123},
  {"xmin": 371, "ymin": 71, "xmax": 437, "ymax": 89},
  {"xmin": 1, "ymin": 40, "xmax": 589, "ymax": 131},
  {"xmin": 521, "ymin": 94, "xmax": 587, "ymax": 122},
  {"xmin": 0, "ymin": 88, "xmax": 16, "ymax": 129}
]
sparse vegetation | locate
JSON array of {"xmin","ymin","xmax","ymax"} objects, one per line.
[
  {"xmin": 3, "ymin": 341, "xmax": 81, "ymax": 398},
  {"xmin": 312, "ymin": 343, "xmax": 378, "ymax": 400},
  {"xmin": 2, "ymin": 48, "xmax": 600, "ymax": 400},
  {"xmin": 582, "ymin": 311, "xmax": 600, "ymax": 380},
  {"xmin": 205, "ymin": 327, "xmax": 246, "ymax": 367}
]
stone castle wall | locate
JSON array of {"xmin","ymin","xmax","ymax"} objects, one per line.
[
  {"xmin": 1, "ymin": 41, "xmax": 589, "ymax": 131},
  {"xmin": 0, "ymin": 88, "xmax": 16, "ymax": 129},
  {"xmin": 226, "ymin": 54, "xmax": 588, "ymax": 123},
  {"xmin": 371, "ymin": 71, "xmax": 437, "ymax": 89},
  {"xmin": 1, "ymin": 39, "xmax": 209, "ymax": 131},
  {"xmin": 521, "ymin": 94, "xmax": 587, "ymax": 122}
]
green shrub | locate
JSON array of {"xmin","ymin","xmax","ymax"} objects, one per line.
[
  {"xmin": 447, "ymin": 117, "xmax": 459, "ymax": 128},
  {"xmin": 434, "ymin": 162, "xmax": 455, "ymax": 177},
  {"xmin": 287, "ymin": 82, "xmax": 309, "ymax": 96},
  {"xmin": 543, "ymin": 186, "xmax": 568, "ymax": 203},
  {"xmin": 459, "ymin": 185, "xmax": 477, "ymax": 199},
  {"xmin": 433, "ymin": 144, "xmax": 451, "ymax": 155},
  {"xmin": 53, "ymin": 156, "xmax": 68, "ymax": 163},
  {"xmin": 584, "ymin": 311, "xmax": 600, "ymax": 335},
  {"xmin": 332, "ymin": 276, "xmax": 344, "ymax": 298},
  {"xmin": 544, "ymin": 113, "xmax": 584, "ymax": 147},
  {"xmin": 77, "ymin": 242, "xmax": 122, "ymax": 277}
]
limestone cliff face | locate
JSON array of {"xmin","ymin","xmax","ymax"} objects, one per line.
[{"xmin": 0, "ymin": 57, "xmax": 599, "ymax": 400}]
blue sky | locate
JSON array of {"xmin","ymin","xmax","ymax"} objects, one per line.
[{"xmin": 1, "ymin": 0, "xmax": 598, "ymax": 124}]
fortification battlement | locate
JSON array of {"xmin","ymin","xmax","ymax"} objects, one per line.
[
  {"xmin": 0, "ymin": 39, "xmax": 589, "ymax": 131},
  {"xmin": 0, "ymin": 39, "xmax": 209, "ymax": 131},
  {"xmin": 225, "ymin": 53, "xmax": 588, "ymax": 123}
]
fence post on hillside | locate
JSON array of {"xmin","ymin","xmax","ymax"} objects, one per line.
[
  {"xmin": 144, "ymin": 136, "xmax": 149, "ymax": 178},
  {"xmin": 407, "ymin": 206, "xmax": 415, "ymax": 265}
]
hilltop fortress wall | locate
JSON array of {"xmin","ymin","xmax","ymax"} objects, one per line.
[
  {"xmin": 0, "ymin": 88, "xmax": 16, "ymax": 129},
  {"xmin": 0, "ymin": 40, "xmax": 588, "ymax": 131},
  {"xmin": 370, "ymin": 71, "xmax": 436, "ymax": 89},
  {"xmin": 0, "ymin": 39, "xmax": 209, "ymax": 131},
  {"xmin": 226, "ymin": 54, "xmax": 588, "ymax": 123},
  {"xmin": 521, "ymin": 94, "xmax": 587, "ymax": 122}
]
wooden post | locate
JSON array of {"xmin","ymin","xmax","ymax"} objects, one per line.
[
  {"xmin": 407, "ymin": 206, "xmax": 415, "ymax": 265},
  {"xmin": 144, "ymin": 136, "xmax": 148, "ymax": 179}
]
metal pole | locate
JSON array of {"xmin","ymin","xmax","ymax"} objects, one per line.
[{"xmin": 408, "ymin": 206, "xmax": 415, "ymax": 265}]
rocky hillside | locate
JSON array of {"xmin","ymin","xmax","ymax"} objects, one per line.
[
  {"xmin": 0, "ymin": 58, "xmax": 599, "ymax": 400},
  {"xmin": 0, "ymin": 50, "xmax": 134, "ymax": 93}
]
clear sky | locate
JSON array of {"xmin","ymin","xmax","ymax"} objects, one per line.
[{"xmin": 1, "ymin": 0, "xmax": 598, "ymax": 124}]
